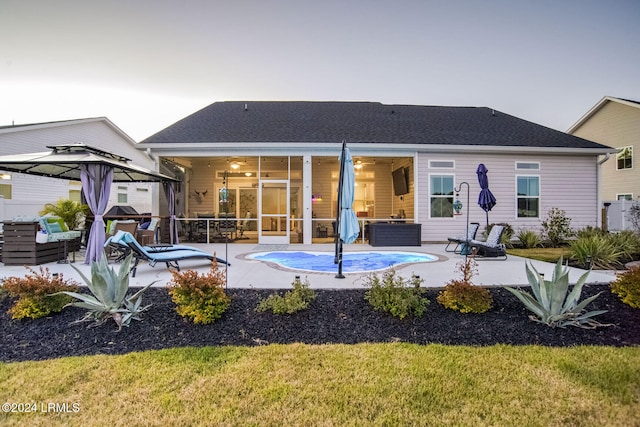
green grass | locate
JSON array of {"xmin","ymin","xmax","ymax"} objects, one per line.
[
  {"xmin": 507, "ymin": 247, "xmax": 571, "ymax": 263},
  {"xmin": 1, "ymin": 344, "xmax": 639, "ymax": 426}
]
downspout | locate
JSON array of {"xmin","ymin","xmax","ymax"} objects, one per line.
[{"xmin": 597, "ymin": 153, "xmax": 611, "ymax": 228}]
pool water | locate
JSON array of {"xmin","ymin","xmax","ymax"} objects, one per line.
[{"xmin": 247, "ymin": 251, "xmax": 438, "ymax": 273}]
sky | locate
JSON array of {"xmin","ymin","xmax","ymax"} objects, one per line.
[{"xmin": 1, "ymin": 0, "xmax": 639, "ymax": 141}]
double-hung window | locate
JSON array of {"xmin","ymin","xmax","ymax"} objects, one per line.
[
  {"xmin": 617, "ymin": 146, "xmax": 633, "ymax": 170},
  {"xmin": 516, "ymin": 176, "xmax": 539, "ymax": 218},
  {"xmin": 430, "ymin": 175, "xmax": 454, "ymax": 218}
]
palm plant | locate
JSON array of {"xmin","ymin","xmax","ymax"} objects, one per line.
[
  {"xmin": 39, "ymin": 199, "xmax": 90, "ymax": 230},
  {"xmin": 504, "ymin": 257, "xmax": 610, "ymax": 329}
]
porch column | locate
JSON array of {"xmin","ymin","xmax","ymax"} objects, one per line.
[{"xmin": 303, "ymin": 155, "xmax": 313, "ymax": 244}]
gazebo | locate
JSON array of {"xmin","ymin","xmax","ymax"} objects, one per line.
[{"xmin": 0, "ymin": 143, "xmax": 179, "ymax": 263}]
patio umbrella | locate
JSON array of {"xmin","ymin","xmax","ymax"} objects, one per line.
[
  {"xmin": 476, "ymin": 163, "xmax": 497, "ymax": 228},
  {"xmin": 334, "ymin": 141, "xmax": 360, "ymax": 278},
  {"xmin": 0, "ymin": 143, "xmax": 179, "ymax": 263}
]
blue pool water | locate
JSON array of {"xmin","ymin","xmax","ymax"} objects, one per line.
[{"xmin": 247, "ymin": 251, "xmax": 438, "ymax": 273}]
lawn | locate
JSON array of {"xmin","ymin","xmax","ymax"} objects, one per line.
[
  {"xmin": 1, "ymin": 344, "xmax": 639, "ymax": 426},
  {"xmin": 507, "ymin": 247, "xmax": 572, "ymax": 263}
]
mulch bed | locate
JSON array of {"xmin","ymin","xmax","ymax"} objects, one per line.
[{"xmin": 1, "ymin": 284, "xmax": 639, "ymax": 363}]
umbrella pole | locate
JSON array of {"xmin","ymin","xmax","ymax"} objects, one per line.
[{"xmin": 335, "ymin": 140, "xmax": 347, "ymax": 279}]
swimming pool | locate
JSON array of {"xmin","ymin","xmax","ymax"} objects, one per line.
[{"xmin": 246, "ymin": 251, "xmax": 438, "ymax": 274}]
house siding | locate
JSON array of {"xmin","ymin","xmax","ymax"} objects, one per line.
[
  {"xmin": 570, "ymin": 101, "xmax": 640, "ymax": 201},
  {"xmin": 0, "ymin": 120, "xmax": 157, "ymax": 219},
  {"xmin": 417, "ymin": 152, "xmax": 598, "ymax": 241}
]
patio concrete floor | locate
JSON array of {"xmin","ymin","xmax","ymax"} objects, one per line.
[{"xmin": 0, "ymin": 243, "xmax": 617, "ymax": 289}]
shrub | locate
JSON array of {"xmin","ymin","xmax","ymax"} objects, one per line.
[
  {"xmin": 364, "ymin": 270, "xmax": 429, "ymax": 319},
  {"xmin": 627, "ymin": 203, "xmax": 640, "ymax": 232},
  {"xmin": 515, "ymin": 229, "xmax": 542, "ymax": 249},
  {"xmin": 541, "ymin": 207, "xmax": 574, "ymax": 247},
  {"xmin": 610, "ymin": 267, "xmax": 640, "ymax": 309},
  {"xmin": 1, "ymin": 267, "xmax": 79, "ymax": 319},
  {"xmin": 57, "ymin": 252, "xmax": 153, "ymax": 330},
  {"xmin": 576, "ymin": 226, "xmax": 606, "ymax": 239},
  {"xmin": 256, "ymin": 276, "xmax": 316, "ymax": 314},
  {"xmin": 39, "ymin": 198, "xmax": 90, "ymax": 230},
  {"xmin": 168, "ymin": 258, "xmax": 230, "ymax": 324},
  {"xmin": 504, "ymin": 257, "xmax": 610, "ymax": 329},
  {"xmin": 607, "ymin": 230, "xmax": 640, "ymax": 263},
  {"xmin": 569, "ymin": 235, "xmax": 623, "ymax": 270},
  {"xmin": 437, "ymin": 259, "xmax": 493, "ymax": 314}
]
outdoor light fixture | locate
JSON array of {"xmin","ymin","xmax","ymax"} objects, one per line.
[
  {"xmin": 245, "ymin": 172, "xmax": 252, "ymax": 177},
  {"xmin": 230, "ymin": 162, "xmax": 240, "ymax": 170},
  {"xmin": 453, "ymin": 195, "xmax": 463, "ymax": 215}
]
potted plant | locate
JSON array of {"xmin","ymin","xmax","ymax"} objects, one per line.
[{"xmin": 39, "ymin": 199, "xmax": 90, "ymax": 230}]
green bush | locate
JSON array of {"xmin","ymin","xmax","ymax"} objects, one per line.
[
  {"xmin": 541, "ymin": 207, "xmax": 574, "ymax": 247},
  {"xmin": 364, "ymin": 270, "xmax": 429, "ymax": 319},
  {"xmin": 39, "ymin": 198, "xmax": 90, "ymax": 230},
  {"xmin": 168, "ymin": 259, "xmax": 230, "ymax": 324},
  {"xmin": 576, "ymin": 226, "xmax": 606, "ymax": 239},
  {"xmin": 607, "ymin": 230, "xmax": 640, "ymax": 263},
  {"xmin": 515, "ymin": 229, "xmax": 542, "ymax": 249},
  {"xmin": 1, "ymin": 267, "xmax": 79, "ymax": 319},
  {"xmin": 610, "ymin": 267, "xmax": 640, "ymax": 309},
  {"xmin": 256, "ymin": 276, "xmax": 316, "ymax": 314},
  {"xmin": 569, "ymin": 235, "xmax": 623, "ymax": 270},
  {"xmin": 437, "ymin": 259, "xmax": 493, "ymax": 314}
]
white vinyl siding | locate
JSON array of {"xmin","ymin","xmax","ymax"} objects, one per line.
[
  {"xmin": 417, "ymin": 153, "xmax": 597, "ymax": 242},
  {"xmin": 0, "ymin": 120, "xmax": 157, "ymax": 218}
]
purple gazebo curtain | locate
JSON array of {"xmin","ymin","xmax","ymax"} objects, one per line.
[
  {"xmin": 81, "ymin": 164, "xmax": 114, "ymax": 263},
  {"xmin": 163, "ymin": 181, "xmax": 179, "ymax": 244}
]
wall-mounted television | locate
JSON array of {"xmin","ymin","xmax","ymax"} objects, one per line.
[{"xmin": 392, "ymin": 167, "xmax": 410, "ymax": 196}]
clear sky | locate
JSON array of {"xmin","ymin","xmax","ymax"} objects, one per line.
[{"xmin": 1, "ymin": 0, "xmax": 639, "ymax": 141}]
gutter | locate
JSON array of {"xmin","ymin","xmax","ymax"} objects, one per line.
[{"xmin": 597, "ymin": 153, "xmax": 612, "ymax": 228}]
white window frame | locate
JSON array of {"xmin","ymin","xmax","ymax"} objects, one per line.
[
  {"xmin": 617, "ymin": 193, "xmax": 633, "ymax": 201},
  {"xmin": 515, "ymin": 161, "xmax": 540, "ymax": 171},
  {"xmin": 516, "ymin": 175, "xmax": 540, "ymax": 219},
  {"xmin": 429, "ymin": 173, "xmax": 455, "ymax": 219},
  {"xmin": 428, "ymin": 160, "xmax": 455, "ymax": 169}
]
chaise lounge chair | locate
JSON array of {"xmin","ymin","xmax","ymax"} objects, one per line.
[
  {"xmin": 445, "ymin": 222, "xmax": 480, "ymax": 254},
  {"xmin": 468, "ymin": 225, "xmax": 507, "ymax": 260},
  {"xmin": 107, "ymin": 231, "xmax": 230, "ymax": 277}
]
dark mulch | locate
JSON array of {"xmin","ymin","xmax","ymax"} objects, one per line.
[{"xmin": 1, "ymin": 284, "xmax": 639, "ymax": 363}]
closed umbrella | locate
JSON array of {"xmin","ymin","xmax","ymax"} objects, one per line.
[
  {"xmin": 334, "ymin": 141, "xmax": 360, "ymax": 278},
  {"xmin": 476, "ymin": 163, "xmax": 497, "ymax": 228}
]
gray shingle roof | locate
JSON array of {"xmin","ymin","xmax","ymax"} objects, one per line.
[{"xmin": 142, "ymin": 101, "xmax": 611, "ymax": 150}]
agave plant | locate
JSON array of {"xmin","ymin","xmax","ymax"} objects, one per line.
[
  {"xmin": 56, "ymin": 251, "xmax": 154, "ymax": 330},
  {"xmin": 504, "ymin": 257, "xmax": 610, "ymax": 329}
]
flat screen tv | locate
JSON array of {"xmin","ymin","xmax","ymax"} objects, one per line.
[{"xmin": 392, "ymin": 167, "xmax": 409, "ymax": 196}]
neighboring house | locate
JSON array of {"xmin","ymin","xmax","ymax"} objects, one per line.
[
  {"xmin": 138, "ymin": 101, "xmax": 615, "ymax": 244},
  {"xmin": 568, "ymin": 96, "xmax": 640, "ymax": 201},
  {"xmin": 0, "ymin": 118, "xmax": 159, "ymax": 222}
]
